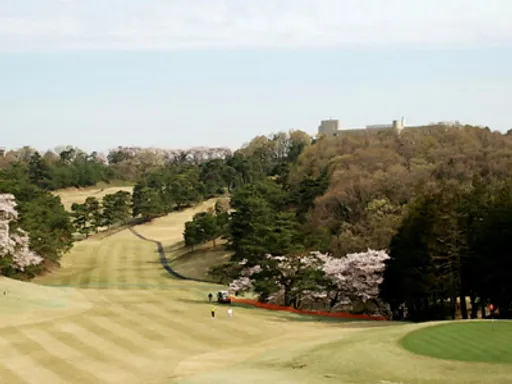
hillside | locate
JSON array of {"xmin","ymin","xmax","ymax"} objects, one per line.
[{"xmin": 290, "ymin": 124, "xmax": 512, "ymax": 256}]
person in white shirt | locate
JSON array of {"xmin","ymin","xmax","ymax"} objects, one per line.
[{"xmin": 227, "ymin": 307, "xmax": 233, "ymax": 319}]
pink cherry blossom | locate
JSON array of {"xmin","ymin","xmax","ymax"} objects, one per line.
[
  {"xmin": 229, "ymin": 249, "xmax": 389, "ymax": 314},
  {"xmin": 0, "ymin": 194, "xmax": 44, "ymax": 271}
]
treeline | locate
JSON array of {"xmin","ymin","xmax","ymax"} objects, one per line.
[
  {"xmin": 1, "ymin": 147, "xmax": 114, "ymax": 190},
  {"xmin": 0, "ymin": 145, "xmax": 236, "ymax": 191},
  {"xmin": 0, "ymin": 171, "xmax": 74, "ymax": 277},
  {"xmin": 0, "ymin": 131, "xmax": 312, "ymax": 278},
  {"xmin": 128, "ymin": 131, "xmax": 312, "ymax": 221},
  {"xmin": 295, "ymin": 124, "xmax": 512, "ymax": 257},
  {"xmin": 70, "ymin": 191, "xmax": 132, "ymax": 237},
  {"xmin": 381, "ymin": 178, "xmax": 512, "ymax": 321},
  {"xmin": 186, "ymin": 123, "xmax": 512, "ymax": 320}
]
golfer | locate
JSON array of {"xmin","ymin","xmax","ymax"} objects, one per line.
[
  {"xmin": 211, "ymin": 305, "xmax": 216, "ymax": 319},
  {"xmin": 208, "ymin": 292, "xmax": 213, "ymax": 303},
  {"xmin": 228, "ymin": 307, "xmax": 233, "ymax": 319}
]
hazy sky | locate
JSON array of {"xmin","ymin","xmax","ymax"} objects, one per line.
[{"xmin": 1, "ymin": 0, "xmax": 511, "ymax": 153}]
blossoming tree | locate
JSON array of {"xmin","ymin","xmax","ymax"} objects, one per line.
[
  {"xmin": 0, "ymin": 194, "xmax": 43, "ymax": 274},
  {"xmin": 229, "ymin": 249, "xmax": 390, "ymax": 314}
]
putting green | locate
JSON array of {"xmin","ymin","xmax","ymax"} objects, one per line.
[{"xmin": 401, "ymin": 321, "xmax": 512, "ymax": 363}]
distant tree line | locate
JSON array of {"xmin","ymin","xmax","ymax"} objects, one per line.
[
  {"xmin": 0, "ymin": 131, "xmax": 311, "ymax": 279},
  {"xmin": 1, "ymin": 147, "xmax": 114, "ymax": 190}
]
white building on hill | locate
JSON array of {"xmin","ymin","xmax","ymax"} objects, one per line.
[{"xmin": 318, "ymin": 117, "xmax": 408, "ymax": 136}]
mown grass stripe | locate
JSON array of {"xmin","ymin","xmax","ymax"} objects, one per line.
[
  {"xmin": 0, "ymin": 356, "xmax": 63, "ymax": 384},
  {"xmin": 104, "ymin": 292, "xmax": 209, "ymax": 343},
  {"xmin": 0, "ymin": 358, "xmax": 29, "ymax": 384},
  {"xmin": 132, "ymin": 302, "xmax": 238, "ymax": 347},
  {"xmin": 100, "ymin": 299, "xmax": 211, "ymax": 352},
  {"xmin": 116, "ymin": 237, "xmax": 128, "ymax": 285},
  {"xmin": 92, "ymin": 239, "xmax": 110, "ymax": 286},
  {"xmin": 5, "ymin": 327, "xmax": 99, "ymax": 383},
  {"xmin": 54, "ymin": 321, "xmax": 152, "ymax": 369},
  {"xmin": 48, "ymin": 321, "xmax": 144, "ymax": 376},
  {"xmin": 137, "ymin": 239, "xmax": 159, "ymax": 289},
  {"xmin": 94, "ymin": 305, "xmax": 184, "ymax": 346},
  {"xmin": 50, "ymin": 245, "xmax": 97, "ymax": 286},
  {"xmin": 21, "ymin": 327, "xmax": 136, "ymax": 383},
  {"xmin": 71, "ymin": 321, "xmax": 154, "ymax": 364}
]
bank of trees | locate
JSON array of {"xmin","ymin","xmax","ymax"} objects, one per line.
[
  {"xmin": 136, "ymin": 130, "xmax": 313, "ymax": 222},
  {"xmin": 184, "ymin": 202, "xmax": 230, "ymax": 248},
  {"xmin": 0, "ymin": 170, "xmax": 74, "ymax": 278},
  {"xmin": 0, "ymin": 147, "xmax": 113, "ymax": 190},
  {"xmin": 0, "ymin": 194, "xmax": 44, "ymax": 277},
  {"xmin": 229, "ymin": 250, "xmax": 390, "ymax": 315},
  {"xmin": 221, "ymin": 176, "xmax": 512, "ymax": 320},
  {"xmin": 192, "ymin": 124, "xmax": 512, "ymax": 320},
  {"xmin": 71, "ymin": 191, "xmax": 132, "ymax": 237},
  {"xmin": 381, "ymin": 178, "xmax": 512, "ymax": 321}
]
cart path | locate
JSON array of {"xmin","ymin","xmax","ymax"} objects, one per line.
[{"xmin": 127, "ymin": 227, "xmax": 214, "ymax": 284}]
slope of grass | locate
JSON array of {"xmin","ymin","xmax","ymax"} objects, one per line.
[
  {"xmin": 54, "ymin": 184, "xmax": 133, "ymax": 210},
  {"xmin": 1, "ymin": 201, "xmax": 511, "ymax": 383},
  {"xmin": 401, "ymin": 321, "xmax": 512, "ymax": 363},
  {"xmin": 0, "ymin": 277, "xmax": 91, "ymax": 328},
  {"xmin": 171, "ymin": 245, "xmax": 232, "ymax": 282}
]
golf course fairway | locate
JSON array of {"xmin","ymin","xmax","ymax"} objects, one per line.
[{"xmin": 1, "ymin": 201, "xmax": 511, "ymax": 383}]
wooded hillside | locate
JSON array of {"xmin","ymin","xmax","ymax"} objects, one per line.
[{"xmin": 291, "ymin": 124, "xmax": 512, "ymax": 256}]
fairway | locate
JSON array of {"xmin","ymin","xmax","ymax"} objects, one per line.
[
  {"xmin": 54, "ymin": 185, "xmax": 134, "ymax": 210},
  {"xmin": 401, "ymin": 321, "xmax": 512, "ymax": 363},
  {"xmin": 1, "ymin": 203, "xmax": 511, "ymax": 383}
]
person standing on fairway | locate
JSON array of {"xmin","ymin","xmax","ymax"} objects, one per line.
[
  {"xmin": 208, "ymin": 292, "xmax": 213, "ymax": 303},
  {"xmin": 211, "ymin": 305, "xmax": 216, "ymax": 319},
  {"xmin": 227, "ymin": 306, "xmax": 233, "ymax": 319}
]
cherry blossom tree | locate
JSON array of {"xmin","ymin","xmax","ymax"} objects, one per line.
[
  {"xmin": 0, "ymin": 194, "xmax": 43, "ymax": 273},
  {"xmin": 315, "ymin": 249, "xmax": 390, "ymax": 312},
  {"xmin": 229, "ymin": 249, "xmax": 390, "ymax": 314},
  {"xmin": 230, "ymin": 254, "xmax": 326, "ymax": 308},
  {"xmin": 229, "ymin": 259, "xmax": 262, "ymax": 293}
]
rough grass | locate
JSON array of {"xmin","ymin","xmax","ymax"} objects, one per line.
[
  {"xmin": 1, "ymin": 202, "xmax": 511, "ymax": 383},
  {"xmin": 54, "ymin": 184, "xmax": 134, "ymax": 210},
  {"xmin": 401, "ymin": 321, "xmax": 512, "ymax": 363}
]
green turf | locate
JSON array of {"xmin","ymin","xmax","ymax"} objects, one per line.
[{"xmin": 401, "ymin": 321, "xmax": 512, "ymax": 363}]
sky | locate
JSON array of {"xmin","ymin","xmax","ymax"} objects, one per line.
[{"xmin": 1, "ymin": 0, "xmax": 512, "ymax": 154}]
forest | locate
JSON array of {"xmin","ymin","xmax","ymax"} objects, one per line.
[{"xmin": 1, "ymin": 123, "xmax": 511, "ymax": 321}]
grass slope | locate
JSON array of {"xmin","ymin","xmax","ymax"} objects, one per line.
[
  {"xmin": 0, "ymin": 201, "xmax": 511, "ymax": 383},
  {"xmin": 171, "ymin": 244, "xmax": 232, "ymax": 282},
  {"xmin": 0, "ymin": 277, "xmax": 91, "ymax": 328},
  {"xmin": 54, "ymin": 184, "xmax": 133, "ymax": 211},
  {"xmin": 401, "ymin": 321, "xmax": 512, "ymax": 363}
]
